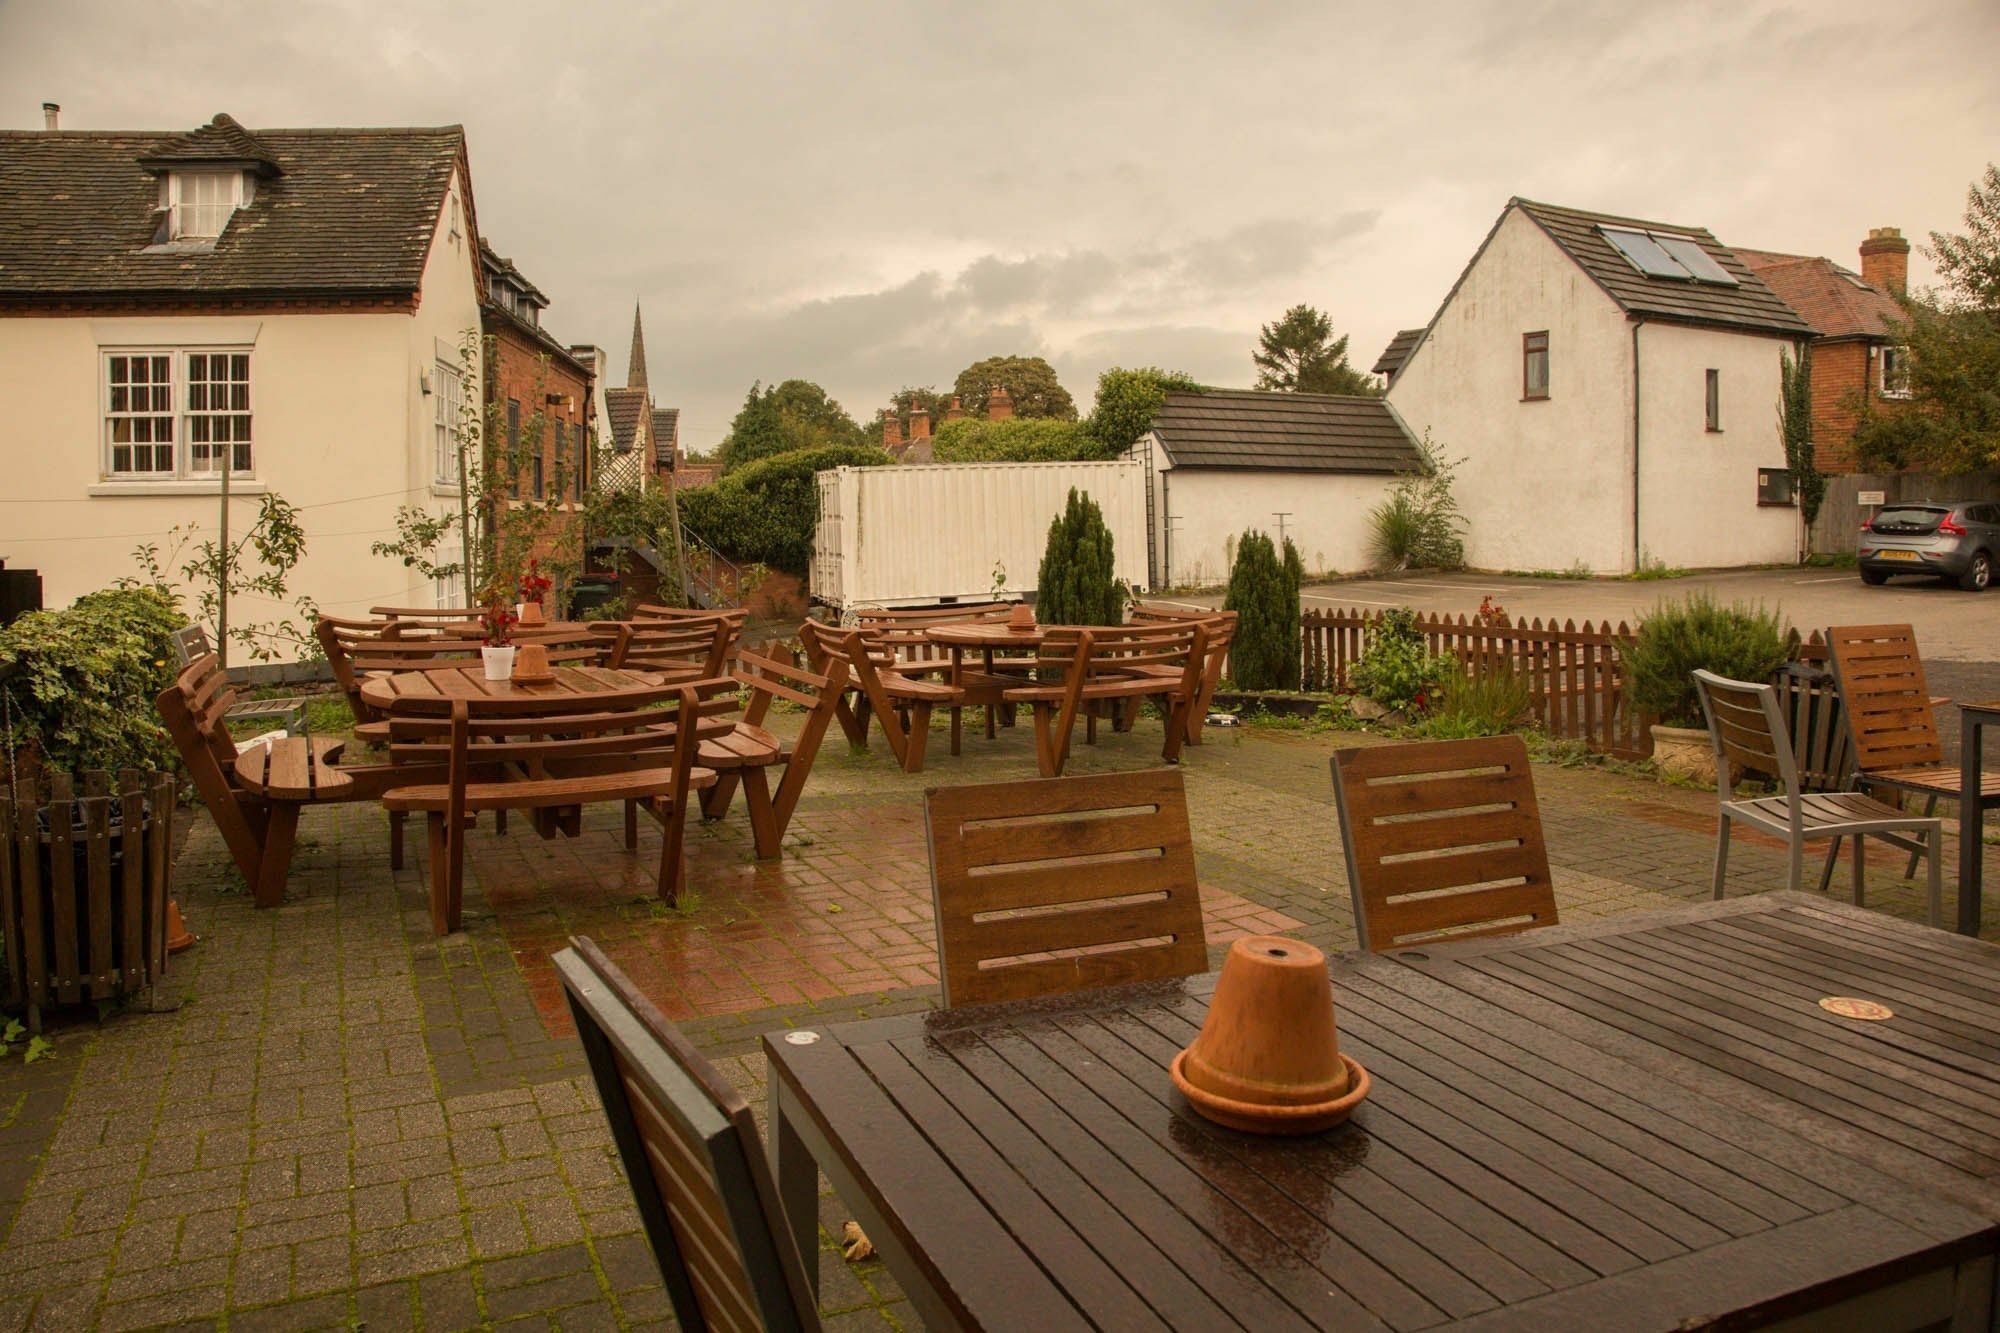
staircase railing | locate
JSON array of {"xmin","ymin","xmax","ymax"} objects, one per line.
[{"xmin": 677, "ymin": 522, "xmax": 740, "ymax": 609}]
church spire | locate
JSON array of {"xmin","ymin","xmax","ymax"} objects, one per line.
[{"xmin": 626, "ymin": 302, "xmax": 649, "ymax": 391}]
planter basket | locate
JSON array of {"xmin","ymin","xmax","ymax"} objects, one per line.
[{"xmin": 1, "ymin": 770, "xmax": 175, "ymax": 1027}]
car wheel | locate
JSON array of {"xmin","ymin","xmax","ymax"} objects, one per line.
[
  {"xmin": 1960, "ymin": 550, "xmax": 1993, "ymax": 591},
  {"xmin": 1860, "ymin": 568, "xmax": 1889, "ymax": 586}
]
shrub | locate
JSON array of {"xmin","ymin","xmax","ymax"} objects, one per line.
[
  {"xmin": 1082, "ymin": 367, "xmax": 1203, "ymax": 456},
  {"xmin": 932, "ymin": 417, "xmax": 1109, "ymax": 463},
  {"xmin": 1223, "ymin": 531, "xmax": 1302, "ymax": 690},
  {"xmin": 1411, "ymin": 662, "xmax": 1533, "ymax": 739},
  {"xmin": 678, "ymin": 443, "xmax": 893, "ymax": 573},
  {"xmin": 1350, "ymin": 607, "xmax": 1456, "ymax": 713},
  {"xmin": 1624, "ymin": 594, "xmax": 1792, "ymax": 728},
  {"xmin": 1034, "ymin": 488, "xmax": 1124, "ymax": 625},
  {"xmin": 1368, "ymin": 430, "xmax": 1465, "ymax": 570},
  {"xmin": 0, "ymin": 586, "xmax": 187, "ymax": 775}
]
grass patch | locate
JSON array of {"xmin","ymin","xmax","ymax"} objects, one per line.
[{"xmin": 1626, "ymin": 551, "xmax": 1689, "ymax": 581}]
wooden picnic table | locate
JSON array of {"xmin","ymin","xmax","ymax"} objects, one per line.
[
  {"xmin": 765, "ymin": 892, "xmax": 2000, "ymax": 1330},
  {"xmin": 919, "ymin": 620, "xmax": 1047, "ymax": 743},
  {"xmin": 358, "ymin": 664, "xmax": 666, "ymax": 716}
]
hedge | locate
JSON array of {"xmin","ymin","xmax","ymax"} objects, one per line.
[
  {"xmin": 932, "ymin": 417, "xmax": 1109, "ymax": 464},
  {"xmin": 678, "ymin": 443, "xmax": 894, "ymax": 572},
  {"xmin": 0, "ymin": 586, "xmax": 187, "ymax": 775}
]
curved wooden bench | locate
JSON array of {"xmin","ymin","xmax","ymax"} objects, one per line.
[{"xmin": 695, "ymin": 649, "xmax": 849, "ymax": 857}]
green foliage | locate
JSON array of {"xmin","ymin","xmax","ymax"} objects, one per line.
[
  {"xmin": 1628, "ymin": 552, "xmax": 1690, "ymax": 580},
  {"xmin": 1083, "ymin": 366, "xmax": 1204, "ymax": 456},
  {"xmin": 1625, "ymin": 594, "xmax": 1792, "ymax": 728},
  {"xmin": 127, "ymin": 493, "xmax": 315, "ymax": 663},
  {"xmin": 1222, "ymin": 531, "xmax": 1302, "ymax": 690},
  {"xmin": 953, "ymin": 356, "xmax": 1078, "ymax": 420},
  {"xmin": 0, "ymin": 1020, "xmax": 54, "ymax": 1064},
  {"xmin": 1350, "ymin": 608, "xmax": 1456, "ymax": 713},
  {"xmin": 888, "ymin": 386, "xmax": 951, "ymax": 438},
  {"xmin": 1854, "ymin": 164, "xmax": 2000, "ymax": 474},
  {"xmin": 1779, "ymin": 349, "xmax": 1826, "ymax": 533},
  {"xmin": 1367, "ymin": 430, "xmax": 1465, "ymax": 570},
  {"xmin": 932, "ymin": 417, "xmax": 1108, "ymax": 463},
  {"xmin": 0, "ymin": 586, "xmax": 186, "ymax": 775},
  {"xmin": 679, "ymin": 444, "xmax": 893, "ymax": 572},
  {"xmin": 1409, "ymin": 663, "xmax": 1533, "ymax": 739},
  {"xmin": 1252, "ymin": 303, "xmax": 1377, "ymax": 395},
  {"xmin": 1033, "ymin": 489, "xmax": 1124, "ymax": 625},
  {"xmin": 719, "ymin": 380, "xmax": 867, "ymax": 474}
]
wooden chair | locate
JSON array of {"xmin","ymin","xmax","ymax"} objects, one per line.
[
  {"xmin": 555, "ymin": 937, "xmax": 819, "ymax": 1332},
  {"xmin": 168, "ymin": 624, "xmax": 308, "ymax": 734},
  {"xmin": 1129, "ymin": 605, "xmax": 1237, "ymax": 745},
  {"xmin": 1827, "ymin": 624, "xmax": 2000, "ymax": 880},
  {"xmin": 1002, "ymin": 622, "xmax": 1208, "ymax": 778},
  {"xmin": 855, "ymin": 603, "xmax": 1018, "ymax": 751},
  {"xmin": 1330, "ymin": 735, "xmax": 1559, "ymax": 952},
  {"xmin": 1694, "ymin": 669, "xmax": 1942, "ymax": 925},
  {"xmin": 800, "ymin": 621, "xmax": 956, "ymax": 773},
  {"xmin": 606, "ymin": 616, "xmax": 740, "ymax": 681},
  {"xmin": 922, "ymin": 769, "xmax": 1208, "ymax": 1007},
  {"xmin": 697, "ymin": 649, "xmax": 850, "ymax": 858},
  {"xmin": 382, "ymin": 685, "xmax": 714, "ymax": 934}
]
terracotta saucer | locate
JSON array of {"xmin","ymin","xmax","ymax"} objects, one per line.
[{"xmin": 1171, "ymin": 1049, "xmax": 1371, "ymax": 1135}]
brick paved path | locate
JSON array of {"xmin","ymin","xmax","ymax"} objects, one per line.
[{"xmin": 0, "ymin": 713, "xmax": 1981, "ymax": 1330}]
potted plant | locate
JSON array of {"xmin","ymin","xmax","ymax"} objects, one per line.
[
  {"xmin": 516, "ymin": 559, "xmax": 552, "ymax": 626},
  {"xmin": 1624, "ymin": 594, "xmax": 1791, "ymax": 783},
  {"xmin": 480, "ymin": 600, "xmax": 517, "ymax": 680}
]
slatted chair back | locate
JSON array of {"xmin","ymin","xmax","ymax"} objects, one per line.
[
  {"xmin": 317, "ymin": 615, "xmax": 397, "ymax": 719},
  {"xmin": 370, "ymin": 605, "xmax": 486, "ymax": 623},
  {"xmin": 726, "ymin": 648, "xmax": 850, "ymax": 841},
  {"xmin": 170, "ymin": 623, "xmax": 213, "ymax": 667},
  {"xmin": 556, "ymin": 938, "xmax": 818, "ymax": 1332},
  {"xmin": 611, "ymin": 617, "xmax": 739, "ymax": 679},
  {"xmin": 799, "ymin": 621, "xmax": 926, "ymax": 763},
  {"xmin": 1330, "ymin": 735, "xmax": 1558, "ymax": 953},
  {"xmin": 1693, "ymin": 670, "xmax": 1801, "ymax": 799},
  {"xmin": 1775, "ymin": 664, "xmax": 1854, "ymax": 794},
  {"xmin": 1826, "ymin": 623, "xmax": 1944, "ymax": 774},
  {"xmin": 155, "ymin": 654, "xmax": 267, "ymax": 883},
  {"xmin": 855, "ymin": 603, "xmax": 1012, "ymax": 670},
  {"xmin": 923, "ymin": 769, "xmax": 1208, "ymax": 1007},
  {"xmin": 384, "ymin": 685, "xmax": 688, "ymax": 771}
]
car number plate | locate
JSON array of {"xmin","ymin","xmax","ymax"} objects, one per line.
[{"xmin": 1878, "ymin": 550, "xmax": 1920, "ymax": 561}]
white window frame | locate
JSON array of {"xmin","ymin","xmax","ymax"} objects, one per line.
[
  {"xmin": 1880, "ymin": 346, "xmax": 1912, "ymax": 399},
  {"xmin": 433, "ymin": 360, "xmax": 464, "ymax": 488},
  {"xmin": 101, "ymin": 348, "xmax": 255, "ymax": 480},
  {"xmin": 103, "ymin": 352, "xmax": 177, "ymax": 477},
  {"xmin": 168, "ymin": 170, "xmax": 243, "ymax": 241},
  {"xmin": 434, "ymin": 542, "xmax": 465, "ymax": 609},
  {"xmin": 184, "ymin": 350, "xmax": 254, "ymax": 477}
]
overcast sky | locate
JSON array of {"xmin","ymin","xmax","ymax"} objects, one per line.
[{"xmin": 3, "ymin": 0, "xmax": 1996, "ymax": 452}]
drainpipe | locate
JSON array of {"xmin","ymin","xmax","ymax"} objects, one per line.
[
  {"xmin": 1161, "ymin": 468, "xmax": 1173, "ymax": 589},
  {"xmin": 1630, "ymin": 317, "xmax": 1646, "ymax": 572}
]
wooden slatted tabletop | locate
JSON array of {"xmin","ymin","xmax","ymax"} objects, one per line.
[
  {"xmin": 232, "ymin": 735, "xmax": 353, "ymax": 802},
  {"xmin": 356, "ymin": 665, "xmax": 669, "ymax": 715},
  {"xmin": 766, "ymin": 893, "xmax": 2000, "ymax": 1330}
]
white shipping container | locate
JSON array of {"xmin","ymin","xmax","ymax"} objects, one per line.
[{"xmin": 812, "ymin": 460, "xmax": 1149, "ymax": 609}]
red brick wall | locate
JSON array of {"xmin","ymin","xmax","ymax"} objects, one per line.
[
  {"xmin": 484, "ymin": 319, "xmax": 594, "ymax": 575},
  {"xmin": 1808, "ymin": 340, "xmax": 1913, "ymax": 476}
]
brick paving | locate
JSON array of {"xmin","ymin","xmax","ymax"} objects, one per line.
[{"xmin": 0, "ymin": 709, "xmax": 1988, "ymax": 1330}]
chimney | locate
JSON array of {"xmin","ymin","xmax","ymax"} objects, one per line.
[
  {"xmin": 1860, "ymin": 226, "xmax": 1909, "ymax": 297},
  {"xmin": 42, "ymin": 102, "xmax": 59, "ymax": 132},
  {"xmin": 880, "ymin": 408, "xmax": 902, "ymax": 450},
  {"xmin": 987, "ymin": 383, "xmax": 1014, "ymax": 421},
  {"xmin": 943, "ymin": 395, "xmax": 967, "ymax": 422},
  {"xmin": 909, "ymin": 402, "xmax": 930, "ymax": 440}
]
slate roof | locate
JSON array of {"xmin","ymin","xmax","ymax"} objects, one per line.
[
  {"xmin": 0, "ymin": 115, "xmax": 465, "ymax": 300},
  {"xmin": 1371, "ymin": 328, "xmax": 1424, "ymax": 378},
  {"xmin": 1149, "ymin": 390, "xmax": 1420, "ymax": 473},
  {"xmin": 1514, "ymin": 199, "xmax": 1815, "ymax": 337},
  {"xmin": 651, "ymin": 408, "xmax": 679, "ymax": 466},
  {"xmin": 604, "ymin": 387, "xmax": 649, "ymax": 454},
  {"xmin": 1733, "ymin": 248, "xmax": 1905, "ymax": 342}
]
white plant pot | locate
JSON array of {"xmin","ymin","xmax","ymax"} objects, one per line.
[{"xmin": 481, "ymin": 646, "xmax": 517, "ymax": 681}]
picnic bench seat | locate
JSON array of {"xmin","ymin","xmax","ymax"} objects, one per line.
[
  {"xmin": 1002, "ymin": 622, "xmax": 1208, "ymax": 777},
  {"xmin": 802, "ymin": 621, "xmax": 960, "ymax": 772},
  {"xmin": 694, "ymin": 648, "xmax": 849, "ymax": 858},
  {"xmin": 169, "ymin": 624, "xmax": 308, "ymax": 734}
]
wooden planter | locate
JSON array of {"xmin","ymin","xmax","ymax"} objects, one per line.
[{"xmin": 1, "ymin": 771, "xmax": 175, "ymax": 1028}]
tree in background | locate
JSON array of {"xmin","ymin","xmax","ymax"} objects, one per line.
[
  {"xmin": 953, "ymin": 355, "xmax": 1078, "ymax": 420},
  {"xmin": 1223, "ymin": 530, "xmax": 1302, "ymax": 690},
  {"xmin": 679, "ymin": 443, "xmax": 893, "ymax": 572},
  {"xmin": 1778, "ymin": 348, "xmax": 1825, "ymax": 553},
  {"xmin": 1252, "ymin": 303, "xmax": 1376, "ymax": 396},
  {"xmin": 933, "ymin": 417, "xmax": 1107, "ymax": 463},
  {"xmin": 1853, "ymin": 163, "xmax": 2000, "ymax": 474},
  {"xmin": 1034, "ymin": 488, "xmax": 1123, "ymax": 625},
  {"xmin": 719, "ymin": 379, "xmax": 866, "ymax": 473},
  {"xmin": 1084, "ymin": 366, "xmax": 1204, "ymax": 456}
]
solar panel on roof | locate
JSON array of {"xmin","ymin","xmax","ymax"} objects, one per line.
[
  {"xmin": 1654, "ymin": 234, "xmax": 1739, "ymax": 286},
  {"xmin": 1601, "ymin": 227, "xmax": 1690, "ymax": 279}
]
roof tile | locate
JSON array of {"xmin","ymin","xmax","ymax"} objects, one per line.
[{"xmin": 1151, "ymin": 390, "xmax": 1419, "ymax": 473}]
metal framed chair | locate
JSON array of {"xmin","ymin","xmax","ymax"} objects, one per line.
[
  {"xmin": 1694, "ymin": 668, "xmax": 1942, "ymax": 926},
  {"xmin": 556, "ymin": 937, "xmax": 819, "ymax": 1332},
  {"xmin": 1330, "ymin": 735, "xmax": 1559, "ymax": 953}
]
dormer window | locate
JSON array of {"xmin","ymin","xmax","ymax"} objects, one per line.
[{"xmin": 168, "ymin": 170, "xmax": 243, "ymax": 240}]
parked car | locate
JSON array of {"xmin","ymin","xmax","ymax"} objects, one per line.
[{"xmin": 1857, "ymin": 501, "xmax": 1999, "ymax": 590}]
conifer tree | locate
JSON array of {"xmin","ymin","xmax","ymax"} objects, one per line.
[
  {"xmin": 1034, "ymin": 488, "xmax": 1123, "ymax": 625},
  {"xmin": 1224, "ymin": 530, "xmax": 1301, "ymax": 689}
]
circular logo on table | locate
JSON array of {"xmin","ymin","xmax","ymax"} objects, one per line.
[
  {"xmin": 783, "ymin": 1030, "xmax": 820, "ymax": 1045},
  {"xmin": 1818, "ymin": 996, "xmax": 1894, "ymax": 1021}
]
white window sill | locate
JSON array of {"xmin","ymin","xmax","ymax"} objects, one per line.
[
  {"xmin": 430, "ymin": 482, "xmax": 464, "ymax": 498},
  {"xmin": 88, "ymin": 479, "xmax": 268, "ymax": 497}
]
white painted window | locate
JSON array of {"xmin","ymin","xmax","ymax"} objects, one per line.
[
  {"xmin": 1880, "ymin": 347, "xmax": 1911, "ymax": 399},
  {"xmin": 433, "ymin": 360, "xmax": 464, "ymax": 486},
  {"xmin": 103, "ymin": 349, "xmax": 253, "ymax": 478},
  {"xmin": 434, "ymin": 544, "xmax": 464, "ymax": 609},
  {"xmin": 169, "ymin": 170, "xmax": 242, "ymax": 240}
]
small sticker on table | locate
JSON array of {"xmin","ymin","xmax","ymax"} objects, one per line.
[
  {"xmin": 784, "ymin": 1030, "xmax": 820, "ymax": 1045},
  {"xmin": 1819, "ymin": 997, "xmax": 1893, "ymax": 1021}
]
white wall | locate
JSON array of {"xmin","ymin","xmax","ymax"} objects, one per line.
[
  {"xmin": 1154, "ymin": 465, "xmax": 1397, "ymax": 588},
  {"xmin": 1635, "ymin": 323, "xmax": 1797, "ymax": 569},
  {"xmin": 1388, "ymin": 206, "xmax": 1637, "ymax": 573},
  {"xmin": 0, "ymin": 170, "xmax": 483, "ymax": 654}
]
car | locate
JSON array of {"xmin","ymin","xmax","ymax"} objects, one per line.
[{"xmin": 1857, "ymin": 501, "xmax": 2000, "ymax": 590}]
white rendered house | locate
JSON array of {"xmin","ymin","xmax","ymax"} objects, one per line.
[{"xmin": 1384, "ymin": 198, "xmax": 1816, "ymax": 574}]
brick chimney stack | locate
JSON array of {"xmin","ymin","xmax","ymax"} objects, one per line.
[
  {"xmin": 909, "ymin": 402, "xmax": 930, "ymax": 440},
  {"xmin": 42, "ymin": 102, "xmax": 59, "ymax": 131},
  {"xmin": 1860, "ymin": 227, "xmax": 1910, "ymax": 297},
  {"xmin": 987, "ymin": 384, "xmax": 1014, "ymax": 421},
  {"xmin": 943, "ymin": 395, "xmax": 967, "ymax": 422},
  {"xmin": 880, "ymin": 407, "xmax": 902, "ymax": 451}
]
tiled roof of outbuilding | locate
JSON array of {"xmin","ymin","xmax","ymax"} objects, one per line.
[
  {"xmin": 1150, "ymin": 390, "xmax": 1420, "ymax": 473},
  {"xmin": 1371, "ymin": 328, "xmax": 1424, "ymax": 377},
  {"xmin": 1733, "ymin": 248, "xmax": 1904, "ymax": 342},
  {"xmin": 0, "ymin": 115, "xmax": 464, "ymax": 300}
]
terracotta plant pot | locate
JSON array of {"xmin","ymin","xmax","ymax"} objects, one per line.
[
  {"xmin": 1008, "ymin": 602, "xmax": 1036, "ymax": 631},
  {"xmin": 516, "ymin": 601, "xmax": 546, "ymax": 626},
  {"xmin": 1171, "ymin": 935, "xmax": 1371, "ymax": 1135},
  {"xmin": 512, "ymin": 642, "xmax": 552, "ymax": 681}
]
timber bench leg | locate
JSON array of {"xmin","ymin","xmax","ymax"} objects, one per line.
[
  {"xmin": 742, "ymin": 768, "xmax": 781, "ymax": 859},
  {"xmin": 389, "ymin": 810, "xmax": 405, "ymax": 871},
  {"xmin": 254, "ymin": 803, "xmax": 301, "ymax": 908}
]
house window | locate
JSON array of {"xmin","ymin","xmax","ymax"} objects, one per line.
[
  {"xmin": 532, "ymin": 442, "xmax": 545, "ymax": 500},
  {"xmin": 103, "ymin": 349, "xmax": 253, "ymax": 478},
  {"xmin": 433, "ymin": 361, "xmax": 463, "ymax": 487},
  {"xmin": 1881, "ymin": 346, "xmax": 1911, "ymax": 398},
  {"xmin": 1522, "ymin": 332, "xmax": 1550, "ymax": 400},
  {"xmin": 434, "ymin": 544, "xmax": 463, "ymax": 610},
  {"xmin": 1705, "ymin": 369, "xmax": 1722, "ymax": 432},
  {"xmin": 169, "ymin": 171, "xmax": 242, "ymax": 240}
]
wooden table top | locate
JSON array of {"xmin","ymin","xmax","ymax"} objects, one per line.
[
  {"xmin": 924, "ymin": 621, "xmax": 1047, "ymax": 649},
  {"xmin": 357, "ymin": 664, "xmax": 666, "ymax": 715},
  {"xmin": 766, "ymin": 892, "xmax": 2000, "ymax": 1331},
  {"xmin": 234, "ymin": 735, "xmax": 352, "ymax": 801}
]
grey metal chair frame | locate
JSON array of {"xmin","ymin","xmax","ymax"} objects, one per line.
[
  {"xmin": 169, "ymin": 624, "xmax": 309, "ymax": 734},
  {"xmin": 1693, "ymin": 669, "xmax": 1942, "ymax": 926}
]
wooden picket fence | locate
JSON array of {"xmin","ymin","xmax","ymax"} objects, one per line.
[{"xmin": 1299, "ymin": 607, "xmax": 1826, "ymax": 760}]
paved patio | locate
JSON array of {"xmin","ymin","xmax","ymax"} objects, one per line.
[{"xmin": 0, "ymin": 712, "xmax": 1986, "ymax": 1331}]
